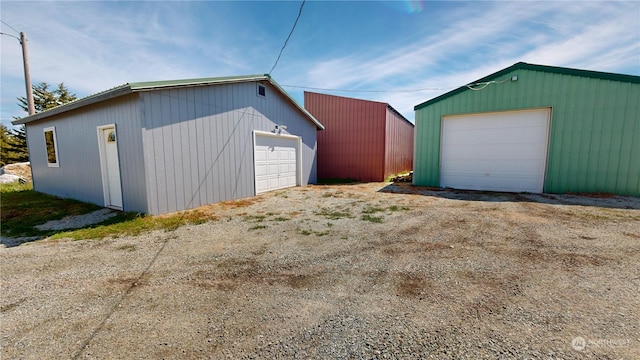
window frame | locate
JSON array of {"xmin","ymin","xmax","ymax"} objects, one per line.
[
  {"xmin": 43, "ymin": 126, "xmax": 60, "ymax": 167},
  {"xmin": 257, "ymin": 83, "xmax": 266, "ymax": 98}
]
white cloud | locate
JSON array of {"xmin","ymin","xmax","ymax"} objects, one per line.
[
  {"xmin": 1, "ymin": 1, "xmax": 250, "ymax": 124},
  {"xmin": 2, "ymin": 1, "xmax": 638, "ymax": 127},
  {"xmin": 290, "ymin": 1, "xmax": 639, "ymax": 121},
  {"xmin": 521, "ymin": 6, "xmax": 640, "ymax": 72}
]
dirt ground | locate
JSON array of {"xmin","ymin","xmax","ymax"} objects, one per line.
[{"xmin": 1, "ymin": 183, "xmax": 639, "ymax": 359}]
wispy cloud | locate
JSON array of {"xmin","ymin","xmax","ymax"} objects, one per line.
[
  {"xmin": 2, "ymin": 1, "xmax": 638, "ymax": 126},
  {"xmin": 284, "ymin": 1, "xmax": 639, "ymax": 120}
]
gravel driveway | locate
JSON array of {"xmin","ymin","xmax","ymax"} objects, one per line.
[{"xmin": 1, "ymin": 183, "xmax": 639, "ymax": 359}]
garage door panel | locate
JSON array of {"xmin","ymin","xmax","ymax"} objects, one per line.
[
  {"xmin": 446, "ymin": 145, "xmax": 546, "ymax": 161},
  {"xmin": 255, "ymin": 134, "xmax": 300, "ymax": 194},
  {"xmin": 255, "ymin": 164, "xmax": 267, "ymax": 176},
  {"xmin": 443, "ymin": 174, "xmax": 542, "ymax": 192},
  {"xmin": 441, "ymin": 109, "xmax": 549, "ymax": 193},
  {"xmin": 268, "ymin": 151, "xmax": 279, "ymax": 161},
  {"xmin": 255, "ymin": 149, "xmax": 267, "ymax": 161}
]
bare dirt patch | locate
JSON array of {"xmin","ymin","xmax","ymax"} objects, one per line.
[{"xmin": 1, "ymin": 183, "xmax": 639, "ymax": 359}]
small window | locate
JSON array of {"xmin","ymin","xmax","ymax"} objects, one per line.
[
  {"xmin": 107, "ymin": 131, "xmax": 116, "ymax": 143},
  {"xmin": 43, "ymin": 127, "xmax": 59, "ymax": 167},
  {"xmin": 257, "ymin": 84, "xmax": 266, "ymax": 97}
]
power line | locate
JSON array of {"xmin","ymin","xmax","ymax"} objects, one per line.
[
  {"xmin": 269, "ymin": 0, "xmax": 305, "ymax": 75},
  {"xmin": 0, "ymin": 19, "xmax": 20, "ymax": 35},
  {"xmin": 0, "ymin": 31, "xmax": 21, "ymax": 41}
]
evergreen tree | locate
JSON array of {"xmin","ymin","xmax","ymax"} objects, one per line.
[
  {"xmin": 1, "ymin": 124, "xmax": 12, "ymax": 167},
  {"xmin": 17, "ymin": 82, "xmax": 77, "ymax": 113},
  {"xmin": 1, "ymin": 125, "xmax": 29, "ymax": 164},
  {"xmin": 4, "ymin": 82, "xmax": 78, "ymax": 165}
]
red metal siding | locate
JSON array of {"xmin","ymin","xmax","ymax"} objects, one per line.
[
  {"xmin": 305, "ymin": 92, "xmax": 413, "ymax": 182},
  {"xmin": 305, "ymin": 92, "xmax": 386, "ymax": 181},
  {"xmin": 384, "ymin": 106, "xmax": 414, "ymax": 179}
]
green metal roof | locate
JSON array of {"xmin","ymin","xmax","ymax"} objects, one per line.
[
  {"xmin": 13, "ymin": 74, "xmax": 324, "ymax": 129},
  {"xmin": 414, "ymin": 62, "xmax": 640, "ymax": 111},
  {"xmin": 128, "ymin": 74, "xmax": 269, "ymax": 90}
]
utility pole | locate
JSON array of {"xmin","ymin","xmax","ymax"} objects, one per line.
[{"xmin": 20, "ymin": 32, "xmax": 35, "ymax": 116}]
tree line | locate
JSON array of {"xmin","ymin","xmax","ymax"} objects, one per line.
[{"xmin": 1, "ymin": 82, "xmax": 77, "ymax": 166}]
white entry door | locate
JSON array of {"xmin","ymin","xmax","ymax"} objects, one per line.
[
  {"xmin": 254, "ymin": 132, "xmax": 300, "ymax": 194},
  {"xmin": 98, "ymin": 125, "xmax": 123, "ymax": 209},
  {"xmin": 440, "ymin": 108, "xmax": 550, "ymax": 193}
]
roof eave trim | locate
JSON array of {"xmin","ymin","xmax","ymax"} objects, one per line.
[
  {"xmin": 386, "ymin": 104, "xmax": 414, "ymax": 127},
  {"xmin": 12, "ymin": 74, "xmax": 325, "ymax": 130},
  {"xmin": 129, "ymin": 74, "xmax": 270, "ymax": 92},
  {"xmin": 414, "ymin": 62, "xmax": 640, "ymax": 111},
  {"xmin": 266, "ymin": 76, "xmax": 325, "ymax": 130},
  {"xmin": 12, "ymin": 85, "xmax": 132, "ymax": 125}
]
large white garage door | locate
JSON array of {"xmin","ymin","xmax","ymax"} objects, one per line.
[
  {"xmin": 440, "ymin": 108, "xmax": 550, "ymax": 193},
  {"xmin": 254, "ymin": 133, "xmax": 300, "ymax": 194}
]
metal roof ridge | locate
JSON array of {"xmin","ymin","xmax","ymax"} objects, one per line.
[
  {"xmin": 11, "ymin": 74, "xmax": 324, "ymax": 130},
  {"xmin": 414, "ymin": 62, "xmax": 640, "ymax": 111},
  {"xmin": 304, "ymin": 90, "xmax": 412, "ymax": 126},
  {"xmin": 128, "ymin": 74, "xmax": 269, "ymax": 91},
  {"xmin": 386, "ymin": 104, "xmax": 414, "ymax": 126},
  {"xmin": 12, "ymin": 83, "xmax": 132, "ymax": 125},
  {"xmin": 303, "ymin": 90, "xmax": 390, "ymax": 106}
]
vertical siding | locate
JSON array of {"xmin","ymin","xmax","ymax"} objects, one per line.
[
  {"xmin": 383, "ymin": 106, "xmax": 414, "ymax": 179},
  {"xmin": 141, "ymin": 81, "xmax": 317, "ymax": 214},
  {"xmin": 26, "ymin": 94, "xmax": 148, "ymax": 212},
  {"xmin": 305, "ymin": 92, "xmax": 388, "ymax": 182},
  {"xmin": 414, "ymin": 69, "xmax": 640, "ymax": 196}
]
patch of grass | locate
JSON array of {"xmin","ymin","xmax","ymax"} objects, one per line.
[
  {"xmin": 272, "ymin": 216, "xmax": 290, "ymax": 222},
  {"xmin": 361, "ymin": 214, "xmax": 383, "ymax": 223},
  {"xmin": 362, "ymin": 206, "xmax": 385, "ymax": 214},
  {"xmin": 273, "ymin": 191, "xmax": 289, "ymax": 198},
  {"xmin": 322, "ymin": 190, "xmax": 344, "ymax": 198},
  {"xmin": 388, "ymin": 205, "xmax": 411, "ymax": 212},
  {"xmin": 326, "ymin": 222, "xmax": 333, "ymax": 227},
  {"xmin": 244, "ymin": 215, "xmax": 266, "ymax": 222},
  {"xmin": 0, "ymin": 181, "xmax": 32, "ymax": 193},
  {"xmin": 314, "ymin": 208, "xmax": 354, "ymax": 220},
  {"xmin": 385, "ymin": 172, "xmax": 411, "ymax": 182},
  {"xmin": 266, "ymin": 212, "xmax": 279, "ymax": 216},
  {"xmin": 53, "ymin": 209, "xmax": 214, "ymax": 240},
  {"xmin": 317, "ymin": 178, "xmax": 358, "ymax": 185},
  {"xmin": 0, "ymin": 183, "xmax": 102, "ymax": 238},
  {"xmin": 385, "ymin": 174, "xmax": 398, "ymax": 183},
  {"xmin": 220, "ymin": 198, "xmax": 256, "ymax": 208},
  {"xmin": 299, "ymin": 229, "xmax": 329, "ymax": 236},
  {"xmin": 248, "ymin": 224, "xmax": 267, "ymax": 231},
  {"xmin": 117, "ymin": 244, "xmax": 137, "ymax": 252},
  {"xmin": 0, "ymin": 183, "xmax": 216, "ymax": 240}
]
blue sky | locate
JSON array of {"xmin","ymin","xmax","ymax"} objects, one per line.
[{"xmin": 1, "ymin": 1, "xmax": 639, "ymax": 128}]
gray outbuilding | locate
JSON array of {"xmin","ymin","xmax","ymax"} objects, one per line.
[{"xmin": 13, "ymin": 75, "xmax": 324, "ymax": 215}]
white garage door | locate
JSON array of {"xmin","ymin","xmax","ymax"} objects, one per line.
[
  {"xmin": 440, "ymin": 108, "xmax": 550, "ymax": 193},
  {"xmin": 254, "ymin": 133, "xmax": 300, "ymax": 194}
]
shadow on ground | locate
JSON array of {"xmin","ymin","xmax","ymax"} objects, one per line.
[
  {"xmin": 379, "ymin": 182, "xmax": 640, "ymax": 210},
  {"xmin": 1, "ymin": 209, "xmax": 120, "ymax": 248}
]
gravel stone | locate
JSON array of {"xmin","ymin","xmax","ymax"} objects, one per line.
[
  {"xmin": 1, "ymin": 183, "xmax": 638, "ymax": 359},
  {"xmin": 35, "ymin": 208, "xmax": 118, "ymax": 231}
]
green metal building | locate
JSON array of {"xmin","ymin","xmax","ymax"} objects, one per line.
[{"xmin": 413, "ymin": 62, "xmax": 639, "ymax": 196}]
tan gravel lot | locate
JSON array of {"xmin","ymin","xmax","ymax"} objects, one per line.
[{"xmin": 1, "ymin": 183, "xmax": 639, "ymax": 359}]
